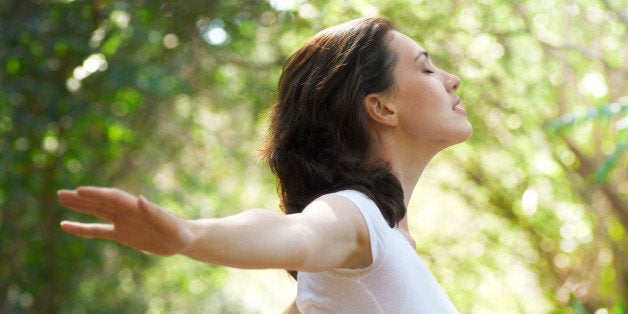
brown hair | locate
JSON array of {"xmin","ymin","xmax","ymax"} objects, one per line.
[{"xmin": 262, "ymin": 17, "xmax": 405, "ymax": 229}]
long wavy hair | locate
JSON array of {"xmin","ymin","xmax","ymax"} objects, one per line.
[{"xmin": 262, "ymin": 17, "xmax": 406, "ymax": 231}]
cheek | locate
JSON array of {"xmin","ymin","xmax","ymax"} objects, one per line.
[
  {"xmin": 400, "ymin": 75, "xmax": 441, "ymax": 98},
  {"xmin": 398, "ymin": 104, "xmax": 440, "ymax": 137},
  {"xmin": 396, "ymin": 80, "xmax": 430, "ymax": 105},
  {"xmin": 401, "ymin": 87, "xmax": 443, "ymax": 117}
]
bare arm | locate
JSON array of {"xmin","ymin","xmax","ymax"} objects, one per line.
[{"xmin": 58, "ymin": 187, "xmax": 371, "ymax": 272}]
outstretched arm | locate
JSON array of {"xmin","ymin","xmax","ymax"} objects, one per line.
[{"xmin": 58, "ymin": 187, "xmax": 370, "ymax": 272}]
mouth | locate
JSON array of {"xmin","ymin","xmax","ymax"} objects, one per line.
[{"xmin": 452, "ymin": 97, "xmax": 466, "ymax": 115}]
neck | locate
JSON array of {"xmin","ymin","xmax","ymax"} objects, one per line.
[
  {"xmin": 389, "ymin": 148, "xmax": 436, "ymax": 207},
  {"xmin": 372, "ymin": 140, "xmax": 438, "ymax": 237},
  {"xmin": 370, "ymin": 136, "xmax": 441, "ymax": 207}
]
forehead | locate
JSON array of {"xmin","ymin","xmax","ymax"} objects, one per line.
[{"xmin": 389, "ymin": 31, "xmax": 425, "ymax": 60}]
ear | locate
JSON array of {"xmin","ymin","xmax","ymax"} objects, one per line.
[{"xmin": 363, "ymin": 93, "xmax": 398, "ymax": 127}]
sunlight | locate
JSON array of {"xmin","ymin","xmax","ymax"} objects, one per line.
[{"xmin": 579, "ymin": 72, "xmax": 608, "ymax": 98}]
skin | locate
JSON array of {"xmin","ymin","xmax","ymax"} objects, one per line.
[
  {"xmin": 59, "ymin": 189, "xmax": 371, "ymax": 271},
  {"xmin": 58, "ymin": 30, "xmax": 471, "ymax": 312},
  {"xmin": 365, "ymin": 31, "xmax": 471, "ymax": 207}
]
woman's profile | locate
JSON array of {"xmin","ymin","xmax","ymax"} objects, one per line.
[{"xmin": 58, "ymin": 17, "xmax": 471, "ymax": 313}]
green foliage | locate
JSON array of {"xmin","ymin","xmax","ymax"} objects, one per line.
[
  {"xmin": 2, "ymin": 0, "xmax": 627, "ymax": 313},
  {"xmin": 548, "ymin": 99, "xmax": 628, "ymax": 183},
  {"xmin": 1, "ymin": 0, "xmax": 276, "ymax": 312}
]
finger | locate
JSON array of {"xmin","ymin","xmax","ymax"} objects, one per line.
[
  {"xmin": 60, "ymin": 221, "xmax": 115, "ymax": 239},
  {"xmin": 76, "ymin": 187, "xmax": 137, "ymax": 213},
  {"xmin": 58, "ymin": 189, "xmax": 83, "ymax": 205},
  {"xmin": 58, "ymin": 190, "xmax": 115, "ymax": 221},
  {"xmin": 58, "ymin": 189, "xmax": 107, "ymax": 211}
]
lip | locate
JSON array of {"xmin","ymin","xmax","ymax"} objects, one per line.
[
  {"xmin": 451, "ymin": 97, "xmax": 460, "ymax": 109},
  {"xmin": 452, "ymin": 97, "xmax": 466, "ymax": 115}
]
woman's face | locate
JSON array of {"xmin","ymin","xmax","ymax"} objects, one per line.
[{"xmin": 384, "ymin": 31, "xmax": 472, "ymax": 147}]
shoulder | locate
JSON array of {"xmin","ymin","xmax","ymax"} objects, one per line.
[
  {"xmin": 295, "ymin": 191, "xmax": 372, "ymax": 270},
  {"xmin": 302, "ymin": 190, "xmax": 374, "ymax": 222},
  {"xmin": 300, "ymin": 191, "xmax": 364, "ymax": 225}
]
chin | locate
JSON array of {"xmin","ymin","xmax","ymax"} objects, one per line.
[
  {"xmin": 459, "ymin": 124, "xmax": 473, "ymax": 142},
  {"xmin": 441, "ymin": 124, "xmax": 473, "ymax": 147}
]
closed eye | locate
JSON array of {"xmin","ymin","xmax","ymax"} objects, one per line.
[{"xmin": 416, "ymin": 51, "xmax": 436, "ymax": 74}]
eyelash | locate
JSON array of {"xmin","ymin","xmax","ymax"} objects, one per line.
[{"xmin": 424, "ymin": 69, "xmax": 434, "ymax": 74}]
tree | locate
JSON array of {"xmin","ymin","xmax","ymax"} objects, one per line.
[
  {"xmin": 1, "ymin": 0, "xmax": 284, "ymax": 312},
  {"xmin": 381, "ymin": 0, "xmax": 627, "ymax": 311},
  {"xmin": 2, "ymin": 0, "xmax": 626, "ymax": 312}
]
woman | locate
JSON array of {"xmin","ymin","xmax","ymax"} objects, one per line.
[{"xmin": 59, "ymin": 17, "xmax": 471, "ymax": 313}]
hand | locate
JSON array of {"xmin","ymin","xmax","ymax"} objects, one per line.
[{"xmin": 58, "ymin": 187, "xmax": 192, "ymax": 256}]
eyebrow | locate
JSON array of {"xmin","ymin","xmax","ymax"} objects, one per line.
[{"xmin": 415, "ymin": 51, "xmax": 429, "ymax": 62}]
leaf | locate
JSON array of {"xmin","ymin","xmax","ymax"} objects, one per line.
[
  {"xmin": 591, "ymin": 142, "xmax": 627, "ymax": 183},
  {"xmin": 547, "ymin": 100, "xmax": 628, "ymax": 133}
]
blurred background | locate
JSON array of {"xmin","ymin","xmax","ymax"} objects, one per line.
[{"xmin": 1, "ymin": 0, "xmax": 626, "ymax": 313}]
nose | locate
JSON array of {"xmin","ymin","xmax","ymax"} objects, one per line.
[{"xmin": 445, "ymin": 73, "xmax": 460, "ymax": 93}]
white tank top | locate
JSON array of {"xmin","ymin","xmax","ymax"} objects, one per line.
[{"xmin": 296, "ymin": 190, "xmax": 459, "ymax": 314}]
